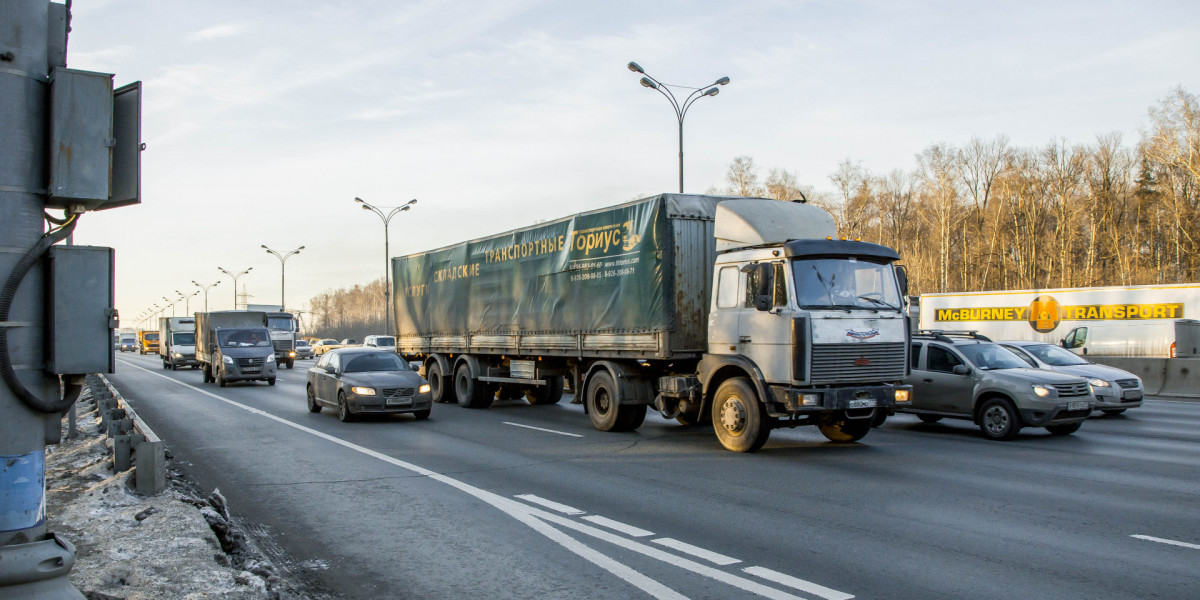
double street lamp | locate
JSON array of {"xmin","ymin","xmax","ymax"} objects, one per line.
[
  {"xmin": 177, "ymin": 289, "xmax": 199, "ymax": 316},
  {"xmin": 261, "ymin": 245, "xmax": 304, "ymax": 311},
  {"xmin": 192, "ymin": 280, "xmax": 220, "ymax": 313},
  {"xmin": 354, "ymin": 197, "xmax": 417, "ymax": 335},
  {"xmin": 627, "ymin": 62, "xmax": 729, "ymax": 193},
  {"xmin": 217, "ymin": 267, "xmax": 253, "ymax": 310}
]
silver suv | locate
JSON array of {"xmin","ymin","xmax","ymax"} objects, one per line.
[{"xmin": 895, "ymin": 331, "xmax": 1093, "ymax": 440}]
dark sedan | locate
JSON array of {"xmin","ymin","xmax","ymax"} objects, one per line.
[{"xmin": 305, "ymin": 348, "xmax": 432, "ymax": 422}]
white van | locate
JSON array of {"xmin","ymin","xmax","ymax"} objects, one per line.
[
  {"xmin": 362, "ymin": 335, "xmax": 396, "ymax": 352},
  {"xmin": 1060, "ymin": 320, "xmax": 1200, "ymax": 357}
]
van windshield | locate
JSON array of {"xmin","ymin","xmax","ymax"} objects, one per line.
[
  {"xmin": 173, "ymin": 332, "xmax": 195, "ymax": 345},
  {"xmin": 218, "ymin": 329, "xmax": 272, "ymax": 347},
  {"xmin": 792, "ymin": 258, "xmax": 901, "ymax": 311},
  {"xmin": 1024, "ymin": 343, "xmax": 1089, "ymax": 366}
]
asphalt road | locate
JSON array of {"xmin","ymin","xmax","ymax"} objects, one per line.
[{"xmin": 108, "ymin": 352, "xmax": 1200, "ymax": 599}]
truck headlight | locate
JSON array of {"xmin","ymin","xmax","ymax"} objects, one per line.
[
  {"xmin": 419, "ymin": 384, "xmax": 431, "ymax": 394},
  {"xmin": 223, "ymin": 355, "xmax": 234, "ymax": 365},
  {"xmin": 174, "ymin": 353, "xmax": 182, "ymax": 358},
  {"xmin": 801, "ymin": 393, "xmax": 820, "ymax": 406},
  {"xmin": 894, "ymin": 389, "xmax": 911, "ymax": 403},
  {"xmin": 266, "ymin": 353, "xmax": 276, "ymax": 363},
  {"xmin": 1032, "ymin": 385, "xmax": 1053, "ymax": 398},
  {"xmin": 1088, "ymin": 378, "xmax": 1110, "ymax": 388},
  {"xmin": 289, "ymin": 351, "xmax": 296, "ymax": 357},
  {"xmin": 351, "ymin": 386, "xmax": 376, "ymax": 396}
]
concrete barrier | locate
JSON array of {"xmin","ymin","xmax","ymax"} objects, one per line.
[{"xmin": 1088, "ymin": 357, "xmax": 1200, "ymax": 399}]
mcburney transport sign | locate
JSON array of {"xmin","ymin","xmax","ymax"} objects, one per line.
[{"xmin": 920, "ymin": 284, "xmax": 1196, "ymax": 337}]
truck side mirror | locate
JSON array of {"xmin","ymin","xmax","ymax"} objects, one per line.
[
  {"xmin": 754, "ymin": 295, "xmax": 772, "ymax": 312},
  {"xmin": 952, "ymin": 365, "xmax": 970, "ymax": 376},
  {"xmin": 752, "ymin": 263, "xmax": 773, "ymax": 312},
  {"xmin": 895, "ymin": 265, "xmax": 909, "ymax": 296}
]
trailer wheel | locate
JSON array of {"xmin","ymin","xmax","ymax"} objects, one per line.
[
  {"xmin": 818, "ymin": 412, "xmax": 872, "ymax": 443},
  {"xmin": 428, "ymin": 361, "xmax": 453, "ymax": 404},
  {"xmin": 617, "ymin": 404, "xmax": 647, "ymax": 430},
  {"xmin": 455, "ymin": 363, "xmax": 493, "ymax": 409},
  {"xmin": 586, "ymin": 372, "xmax": 621, "ymax": 431},
  {"xmin": 711, "ymin": 377, "xmax": 770, "ymax": 452},
  {"xmin": 526, "ymin": 375, "xmax": 564, "ymax": 406},
  {"xmin": 286, "ymin": 358, "xmax": 295, "ymax": 370}
]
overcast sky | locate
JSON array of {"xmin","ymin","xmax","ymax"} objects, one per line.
[{"xmin": 63, "ymin": 0, "xmax": 1200, "ymax": 330}]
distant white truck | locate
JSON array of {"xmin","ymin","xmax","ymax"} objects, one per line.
[
  {"xmin": 920, "ymin": 283, "xmax": 1200, "ymax": 357},
  {"xmin": 246, "ymin": 304, "xmax": 298, "ymax": 369},
  {"xmin": 158, "ymin": 316, "xmax": 198, "ymax": 370}
]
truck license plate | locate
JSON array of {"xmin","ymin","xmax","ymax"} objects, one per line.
[
  {"xmin": 848, "ymin": 399, "xmax": 876, "ymax": 409},
  {"xmin": 1068, "ymin": 401, "xmax": 1089, "ymax": 411}
]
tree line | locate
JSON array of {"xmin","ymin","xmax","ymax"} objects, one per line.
[{"xmin": 307, "ymin": 87, "xmax": 1198, "ymax": 337}]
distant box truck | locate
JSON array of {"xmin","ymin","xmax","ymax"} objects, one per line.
[
  {"xmin": 920, "ymin": 284, "xmax": 1200, "ymax": 357},
  {"xmin": 392, "ymin": 194, "xmax": 913, "ymax": 452},
  {"xmin": 245, "ymin": 304, "xmax": 298, "ymax": 368},
  {"xmin": 194, "ymin": 310, "xmax": 277, "ymax": 386},
  {"xmin": 137, "ymin": 330, "xmax": 159, "ymax": 355},
  {"xmin": 158, "ymin": 316, "xmax": 198, "ymax": 370}
]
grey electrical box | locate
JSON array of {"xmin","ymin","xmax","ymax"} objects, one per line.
[
  {"xmin": 47, "ymin": 68, "xmax": 115, "ymax": 208},
  {"xmin": 109, "ymin": 81, "xmax": 143, "ymax": 210},
  {"xmin": 45, "ymin": 245, "xmax": 116, "ymax": 374}
]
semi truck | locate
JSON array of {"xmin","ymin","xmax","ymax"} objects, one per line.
[
  {"xmin": 158, "ymin": 316, "xmax": 198, "ymax": 370},
  {"xmin": 247, "ymin": 304, "xmax": 299, "ymax": 369},
  {"xmin": 920, "ymin": 283, "xmax": 1200, "ymax": 356},
  {"xmin": 392, "ymin": 194, "xmax": 913, "ymax": 452},
  {"xmin": 194, "ymin": 310, "xmax": 277, "ymax": 386}
]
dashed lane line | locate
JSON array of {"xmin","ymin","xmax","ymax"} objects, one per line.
[
  {"xmin": 515, "ymin": 494, "xmax": 586, "ymax": 515},
  {"xmin": 503, "ymin": 421, "xmax": 584, "ymax": 437},
  {"xmin": 1131, "ymin": 535, "xmax": 1200, "ymax": 550},
  {"xmin": 651, "ymin": 538, "xmax": 741, "ymax": 566},
  {"xmin": 582, "ymin": 515, "xmax": 655, "ymax": 538}
]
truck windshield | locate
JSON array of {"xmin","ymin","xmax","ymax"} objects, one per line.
[
  {"xmin": 1023, "ymin": 343, "xmax": 1090, "ymax": 366},
  {"xmin": 218, "ymin": 329, "xmax": 272, "ymax": 348},
  {"xmin": 173, "ymin": 332, "xmax": 195, "ymax": 345},
  {"xmin": 958, "ymin": 343, "xmax": 1030, "ymax": 370},
  {"xmin": 267, "ymin": 317, "xmax": 294, "ymax": 332},
  {"xmin": 792, "ymin": 258, "xmax": 901, "ymax": 311},
  {"xmin": 145, "ymin": 333, "xmax": 159, "ymax": 341}
]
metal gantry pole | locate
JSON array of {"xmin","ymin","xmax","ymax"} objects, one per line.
[
  {"xmin": 627, "ymin": 62, "xmax": 729, "ymax": 193},
  {"xmin": 354, "ymin": 198, "xmax": 416, "ymax": 335}
]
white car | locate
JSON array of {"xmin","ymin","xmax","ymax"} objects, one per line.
[
  {"xmin": 999, "ymin": 340, "xmax": 1145, "ymax": 416},
  {"xmin": 363, "ymin": 335, "xmax": 396, "ymax": 352}
]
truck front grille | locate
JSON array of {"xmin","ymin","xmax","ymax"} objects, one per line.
[
  {"xmin": 237, "ymin": 357, "xmax": 265, "ymax": 367},
  {"xmin": 273, "ymin": 340, "xmax": 293, "ymax": 352},
  {"xmin": 810, "ymin": 343, "xmax": 906, "ymax": 384},
  {"xmin": 1052, "ymin": 382, "xmax": 1091, "ymax": 397}
]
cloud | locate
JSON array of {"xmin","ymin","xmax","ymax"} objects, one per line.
[{"xmin": 186, "ymin": 22, "xmax": 245, "ymax": 42}]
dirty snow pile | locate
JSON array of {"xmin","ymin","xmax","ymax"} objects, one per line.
[{"xmin": 44, "ymin": 386, "xmax": 329, "ymax": 600}]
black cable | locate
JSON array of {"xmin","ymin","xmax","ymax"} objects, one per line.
[{"xmin": 0, "ymin": 214, "xmax": 82, "ymax": 413}]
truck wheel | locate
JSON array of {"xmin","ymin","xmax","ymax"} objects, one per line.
[
  {"xmin": 428, "ymin": 361, "xmax": 454, "ymax": 404},
  {"xmin": 819, "ymin": 412, "xmax": 872, "ymax": 443},
  {"xmin": 267, "ymin": 377, "xmax": 276, "ymax": 386},
  {"xmin": 170, "ymin": 361, "xmax": 178, "ymax": 371},
  {"xmin": 617, "ymin": 404, "xmax": 647, "ymax": 430},
  {"xmin": 307, "ymin": 386, "xmax": 321, "ymax": 413},
  {"xmin": 526, "ymin": 376, "xmax": 564, "ymax": 406},
  {"xmin": 455, "ymin": 363, "xmax": 492, "ymax": 409},
  {"xmin": 217, "ymin": 371, "xmax": 227, "ymax": 387},
  {"xmin": 202, "ymin": 365, "xmax": 213, "ymax": 383},
  {"xmin": 1046, "ymin": 422, "xmax": 1081, "ymax": 435},
  {"xmin": 711, "ymin": 377, "xmax": 770, "ymax": 452},
  {"xmin": 586, "ymin": 372, "xmax": 620, "ymax": 431},
  {"xmin": 978, "ymin": 397, "xmax": 1021, "ymax": 440},
  {"xmin": 286, "ymin": 358, "xmax": 294, "ymax": 370}
]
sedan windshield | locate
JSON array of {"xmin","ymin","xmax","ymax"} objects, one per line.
[
  {"xmin": 343, "ymin": 353, "xmax": 410, "ymax": 373},
  {"xmin": 1023, "ymin": 343, "xmax": 1090, "ymax": 366},
  {"xmin": 958, "ymin": 343, "xmax": 1031, "ymax": 370},
  {"xmin": 792, "ymin": 258, "xmax": 901, "ymax": 310}
]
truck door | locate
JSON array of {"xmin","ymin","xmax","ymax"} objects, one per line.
[
  {"xmin": 737, "ymin": 262, "xmax": 792, "ymax": 383},
  {"xmin": 708, "ymin": 265, "xmax": 742, "ymax": 356}
]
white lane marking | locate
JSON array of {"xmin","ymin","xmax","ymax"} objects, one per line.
[
  {"xmin": 503, "ymin": 421, "xmax": 584, "ymax": 438},
  {"xmin": 1131, "ymin": 534, "xmax": 1200, "ymax": 550},
  {"xmin": 652, "ymin": 538, "xmax": 741, "ymax": 566},
  {"xmin": 582, "ymin": 515, "xmax": 655, "ymax": 538},
  {"xmin": 117, "ymin": 360, "xmax": 684, "ymax": 599},
  {"xmin": 119, "ymin": 359, "xmax": 848, "ymax": 600},
  {"xmin": 516, "ymin": 494, "xmax": 585, "ymax": 515},
  {"xmin": 744, "ymin": 566, "xmax": 855, "ymax": 600}
]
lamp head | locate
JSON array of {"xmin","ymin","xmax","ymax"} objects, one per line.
[
  {"xmin": 354, "ymin": 197, "xmax": 365, "ymax": 203},
  {"xmin": 704, "ymin": 87, "xmax": 720, "ymax": 97},
  {"xmin": 260, "ymin": 244, "xmax": 268, "ymax": 249},
  {"xmin": 627, "ymin": 62, "xmax": 644, "ymax": 74},
  {"xmin": 298, "ymin": 245, "xmax": 306, "ymax": 251},
  {"xmin": 640, "ymin": 77, "xmax": 657, "ymax": 90},
  {"xmin": 716, "ymin": 76, "xmax": 730, "ymax": 85}
]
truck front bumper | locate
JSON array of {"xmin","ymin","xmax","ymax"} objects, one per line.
[{"xmin": 769, "ymin": 383, "xmax": 912, "ymax": 416}]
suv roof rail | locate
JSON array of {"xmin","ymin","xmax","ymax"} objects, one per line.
[{"xmin": 913, "ymin": 329, "xmax": 993, "ymax": 343}]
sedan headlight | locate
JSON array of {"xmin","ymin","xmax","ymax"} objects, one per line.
[
  {"xmin": 1032, "ymin": 385, "xmax": 1053, "ymax": 398},
  {"xmin": 1088, "ymin": 378, "xmax": 1110, "ymax": 388},
  {"xmin": 350, "ymin": 386, "xmax": 376, "ymax": 396},
  {"xmin": 222, "ymin": 355, "xmax": 234, "ymax": 365},
  {"xmin": 419, "ymin": 384, "xmax": 431, "ymax": 394}
]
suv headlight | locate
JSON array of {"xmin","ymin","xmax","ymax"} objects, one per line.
[
  {"xmin": 1032, "ymin": 385, "xmax": 1053, "ymax": 398},
  {"xmin": 351, "ymin": 386, "xmax": 376, "ymax": 396},
  {"xmin": 1088, "ymin": 378, "xmax": 1110, "ymax": 388}
]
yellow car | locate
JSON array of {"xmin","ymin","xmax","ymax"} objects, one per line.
[{"xmin": 312, "ymin": 338, "xmax": 344, "ymax": 356}]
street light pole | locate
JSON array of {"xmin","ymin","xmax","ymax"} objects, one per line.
[
  {"xmin": 193, "ymin": 280, "xmax": 221, "ymax": 313},
  {"xmin": 181, "ymin": 290, "xmax": 199, "ymax": 315},
  {"xmin": 217, "ymin": 267, "xmax": 253, "ymax": 310},
  {"xmin": 261, "ymin": 245, "xmax": 304, "ymax": 311},
  {"xmin": 354, "ymin": 197, "xmax": 417, "ymax": 335},
  {"xmin": 627, "ymin": 62, "xmax": 729, "ymax": 193}
]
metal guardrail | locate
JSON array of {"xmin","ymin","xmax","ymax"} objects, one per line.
[{"xmin": 85, "ymin": 374, "xmax": 166, "ymax": 494}]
